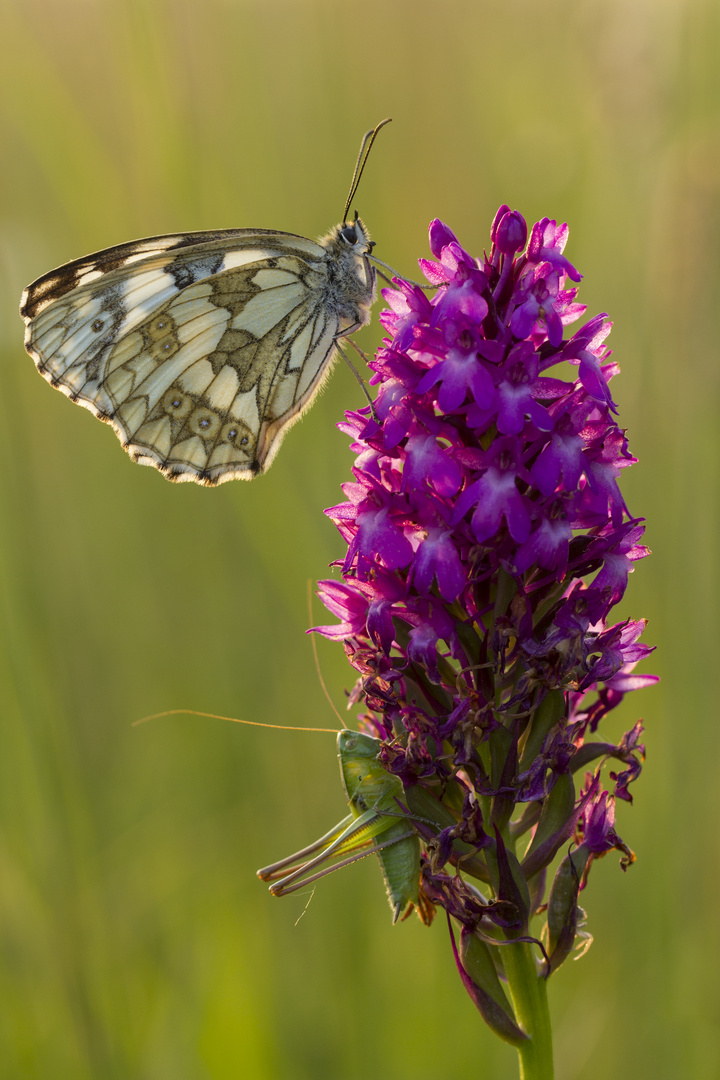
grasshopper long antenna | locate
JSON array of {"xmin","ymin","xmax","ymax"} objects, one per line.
[
  {"xmin": 307, "ymin": 579, "xmax": 345, "ymax": 730},
  {"xmin": 342, "ymin": 118, "xmax": 392, "ymax": 224},
  {"xmin": 132, "ymin": 708, "xmax": 337, "ymax": 733}
]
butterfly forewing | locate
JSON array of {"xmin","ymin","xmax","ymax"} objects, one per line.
[{"xmin": 21, "ymin": 224, "xmax": 376, "ymax": 484}]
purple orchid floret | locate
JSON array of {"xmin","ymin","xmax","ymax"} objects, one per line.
[{"xmin": 313, "ymin": 208, "xmax": 655, "ymax": 1015}]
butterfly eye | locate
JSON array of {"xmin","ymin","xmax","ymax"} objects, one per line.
[{"xmin": 339, "ymin": 225, "xmax": 358, "ymax": 245}]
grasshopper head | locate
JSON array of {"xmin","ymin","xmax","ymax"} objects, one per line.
[{"xmin": 337, "ymin": 729, "xmax": 382, "ymax": 758}]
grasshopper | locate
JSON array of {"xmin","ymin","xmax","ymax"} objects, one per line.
[{"xmin": 257, "ymin": 730, "xmax": 421, "ymax": 923}]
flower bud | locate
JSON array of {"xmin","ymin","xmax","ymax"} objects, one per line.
[
  {"xmin": 494, "ymin": 209, "xmax": 528, "ymax": 255},
  {"xmin": 522, "ymin": 772, "xmax": 576, "ymax": 872},
  {"xmin": 545, "ymin": 846, "xmax": 591, "ymax": 974},
  {"xmin": 456, "ymin": 925, "xmax": 528, "ymax": 1045}
]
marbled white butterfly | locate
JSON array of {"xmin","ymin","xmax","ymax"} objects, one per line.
[{"xmin": 20, "ymin": 121, "xmax": 390, "ymax": 485}]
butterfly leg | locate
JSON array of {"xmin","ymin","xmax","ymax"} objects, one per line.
[{"xmin": 333, "ymin": 335, "xmax": 377, "ymax": 420}]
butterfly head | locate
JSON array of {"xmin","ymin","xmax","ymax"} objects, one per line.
[{"xmin": 337, "ymin": 212, "xmax": 374, "ymax": 256}]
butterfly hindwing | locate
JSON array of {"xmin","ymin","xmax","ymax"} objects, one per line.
[
  {"xmin": 101, "ymin": 257, "xmax": 338, "ymax": 481},
  {"xmin": 21, "ymin": 226, "xmax": 375, "ymax": 484}
]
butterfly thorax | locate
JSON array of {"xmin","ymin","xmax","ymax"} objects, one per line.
[{"xmin": 316, "ymin": 216, "xmax": 376, "ymax": 332}]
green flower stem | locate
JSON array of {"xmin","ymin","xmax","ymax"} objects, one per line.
[{"xmin": 502, "ymin": 941, "xmax": 554, "ymax": 1080}]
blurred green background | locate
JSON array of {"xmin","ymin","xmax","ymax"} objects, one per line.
[{"xmin": 0, "ymin": 0, "xmax": 717, "ymax": 1076}]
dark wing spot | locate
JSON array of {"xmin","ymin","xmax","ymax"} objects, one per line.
[{"xmin": 167, "ymin": 253, "xmax": 226, "ymax": 291}]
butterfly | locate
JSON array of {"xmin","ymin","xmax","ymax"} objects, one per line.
[{"xmin": 20, "ymin": 121, "xmax": 390, "ymax": 486}]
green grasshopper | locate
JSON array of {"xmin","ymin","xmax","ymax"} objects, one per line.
[{"xmin": 257, "ymin": 730, "xmax": 421, "ymax": 923}]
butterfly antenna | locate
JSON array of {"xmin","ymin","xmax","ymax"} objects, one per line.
[{"xmin": 342, "ymin": 118, "xmax": 392, "ymax": 224}]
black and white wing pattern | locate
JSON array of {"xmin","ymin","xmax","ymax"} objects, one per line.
[{"xmin": 21, "ymin": 222, "xmax": 377, "ymax": 484}]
